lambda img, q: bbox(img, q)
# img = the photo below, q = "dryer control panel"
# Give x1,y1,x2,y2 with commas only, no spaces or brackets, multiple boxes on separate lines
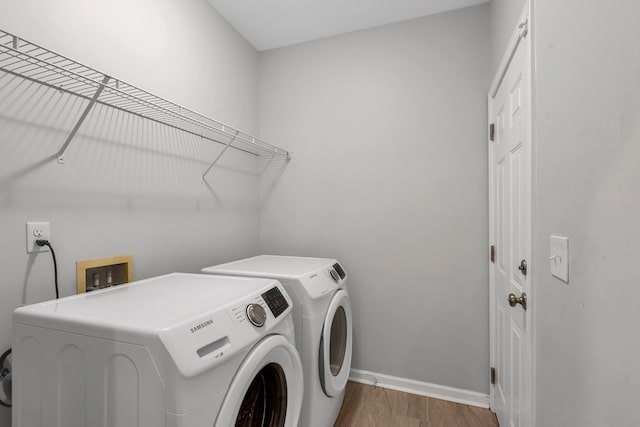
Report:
300,262,348,299
333,262,347,280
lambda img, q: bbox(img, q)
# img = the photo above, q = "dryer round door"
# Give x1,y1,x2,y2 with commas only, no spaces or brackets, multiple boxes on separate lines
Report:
320,289,353,397
215,334,303,427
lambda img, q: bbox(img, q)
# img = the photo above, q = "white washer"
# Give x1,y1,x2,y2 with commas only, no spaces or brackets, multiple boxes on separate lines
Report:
202,255,352,427
12,273,303,427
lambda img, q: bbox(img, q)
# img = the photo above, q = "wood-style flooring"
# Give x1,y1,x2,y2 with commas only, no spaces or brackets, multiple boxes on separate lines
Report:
334,381,499,427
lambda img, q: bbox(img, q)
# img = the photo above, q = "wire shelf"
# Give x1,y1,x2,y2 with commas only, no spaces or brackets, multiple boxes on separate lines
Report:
0,29,290,178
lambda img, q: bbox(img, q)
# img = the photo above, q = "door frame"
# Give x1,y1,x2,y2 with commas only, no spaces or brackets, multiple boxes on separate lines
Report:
488,1,536,425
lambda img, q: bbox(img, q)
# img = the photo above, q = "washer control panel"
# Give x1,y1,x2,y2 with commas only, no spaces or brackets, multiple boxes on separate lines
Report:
230,299,267,326
156,278,293,378
261,286,289,318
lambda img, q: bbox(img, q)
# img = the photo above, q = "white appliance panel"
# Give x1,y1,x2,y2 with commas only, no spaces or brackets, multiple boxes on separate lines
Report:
203,255,348,299
12,273,299,427
203,255,337,279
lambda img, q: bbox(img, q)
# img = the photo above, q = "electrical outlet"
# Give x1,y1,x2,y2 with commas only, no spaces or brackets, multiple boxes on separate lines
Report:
26,222,50,253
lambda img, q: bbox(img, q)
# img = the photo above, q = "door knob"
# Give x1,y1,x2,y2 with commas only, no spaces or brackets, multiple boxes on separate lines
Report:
508,292,527,310
518,259,527,276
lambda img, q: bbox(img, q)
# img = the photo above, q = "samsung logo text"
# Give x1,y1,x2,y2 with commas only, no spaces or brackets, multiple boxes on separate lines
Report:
190,319,214,333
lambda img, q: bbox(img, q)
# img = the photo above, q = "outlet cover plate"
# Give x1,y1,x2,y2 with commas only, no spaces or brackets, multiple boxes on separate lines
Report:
26,222,50,253
550,235,568,282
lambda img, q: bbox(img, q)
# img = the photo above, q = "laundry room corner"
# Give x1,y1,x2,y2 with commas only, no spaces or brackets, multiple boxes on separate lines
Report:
4,0,640,425
257,4,492,397
0,1,264,422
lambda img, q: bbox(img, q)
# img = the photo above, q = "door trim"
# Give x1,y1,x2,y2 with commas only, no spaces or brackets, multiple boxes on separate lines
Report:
488,1,536,426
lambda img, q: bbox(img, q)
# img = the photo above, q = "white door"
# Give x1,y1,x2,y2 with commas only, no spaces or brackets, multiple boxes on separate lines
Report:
489,11,532,427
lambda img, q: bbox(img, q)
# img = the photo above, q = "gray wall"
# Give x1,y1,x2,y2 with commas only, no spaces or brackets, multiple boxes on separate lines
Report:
259,5,491,393
533,0,640,425
490,0,640,424
0,1,259,422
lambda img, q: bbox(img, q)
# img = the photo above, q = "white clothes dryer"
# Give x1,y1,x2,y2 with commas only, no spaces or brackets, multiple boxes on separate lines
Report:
12,273,303,427
202,255,352,427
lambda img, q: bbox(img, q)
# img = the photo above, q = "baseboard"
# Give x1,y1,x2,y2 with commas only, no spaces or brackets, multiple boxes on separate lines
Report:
349,368,490,409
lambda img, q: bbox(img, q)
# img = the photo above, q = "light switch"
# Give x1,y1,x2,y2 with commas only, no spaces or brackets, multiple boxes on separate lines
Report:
550,235,569,282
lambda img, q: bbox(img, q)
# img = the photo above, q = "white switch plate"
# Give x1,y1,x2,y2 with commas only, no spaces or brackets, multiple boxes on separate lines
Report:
26,222,50,253
550,235,568,282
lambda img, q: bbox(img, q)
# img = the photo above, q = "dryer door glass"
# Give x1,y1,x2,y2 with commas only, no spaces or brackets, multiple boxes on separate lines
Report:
236,363,287,427
321,289,353,397
329,306,347,376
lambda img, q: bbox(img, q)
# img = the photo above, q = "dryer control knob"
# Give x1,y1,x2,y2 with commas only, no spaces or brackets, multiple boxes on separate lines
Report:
246,303,267,327
329,269,340,283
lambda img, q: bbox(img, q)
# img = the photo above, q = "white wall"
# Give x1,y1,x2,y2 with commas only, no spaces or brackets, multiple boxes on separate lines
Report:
533,0,640,425
489,0,526,75
0,1,259,422
259,5,491,393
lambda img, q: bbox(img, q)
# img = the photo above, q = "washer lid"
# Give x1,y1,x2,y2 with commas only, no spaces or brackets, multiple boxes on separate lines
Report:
202,255,337,279
13,273,295,378
13,273,277,333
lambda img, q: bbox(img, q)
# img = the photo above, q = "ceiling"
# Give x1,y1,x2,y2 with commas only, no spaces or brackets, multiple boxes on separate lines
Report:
207,0,490,51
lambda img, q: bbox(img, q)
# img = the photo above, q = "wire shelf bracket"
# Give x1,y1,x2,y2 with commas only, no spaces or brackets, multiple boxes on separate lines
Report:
57,75,110,164
202,129,239,183
0,29,290,170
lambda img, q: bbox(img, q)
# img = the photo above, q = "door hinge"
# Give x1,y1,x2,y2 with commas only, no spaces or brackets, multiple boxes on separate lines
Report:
490,245,496,263
491,367,496,385
518,259,527,276
489,123,495,141
519,19,529,38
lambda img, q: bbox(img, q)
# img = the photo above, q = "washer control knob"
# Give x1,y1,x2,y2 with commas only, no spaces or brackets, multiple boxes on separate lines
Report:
246,303,267,327
329,269,340,283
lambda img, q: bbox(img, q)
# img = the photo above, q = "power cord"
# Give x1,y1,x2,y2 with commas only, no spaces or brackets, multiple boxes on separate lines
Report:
36,239,59,300
0,240,59,408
